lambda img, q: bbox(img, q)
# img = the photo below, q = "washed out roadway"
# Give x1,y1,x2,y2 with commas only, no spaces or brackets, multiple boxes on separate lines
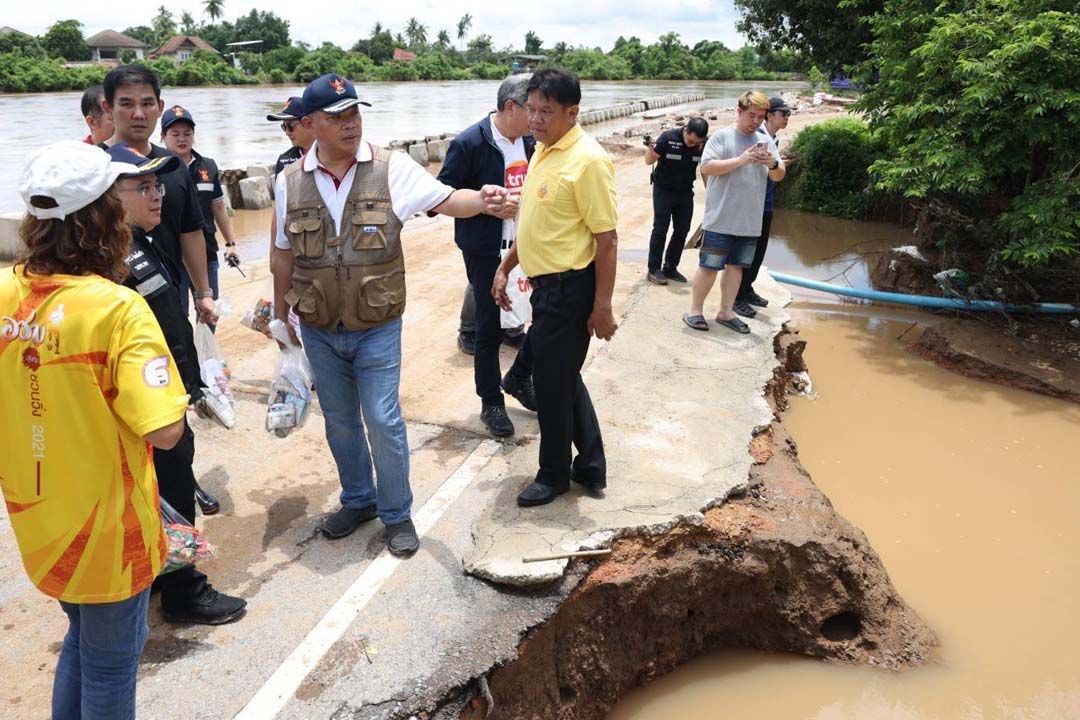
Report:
0,151,790,719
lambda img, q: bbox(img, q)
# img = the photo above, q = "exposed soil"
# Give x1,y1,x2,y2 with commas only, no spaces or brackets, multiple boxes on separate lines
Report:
423,326,935,720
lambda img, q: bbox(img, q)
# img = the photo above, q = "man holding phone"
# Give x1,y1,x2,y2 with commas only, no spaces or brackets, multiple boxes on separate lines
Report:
683,91,785,334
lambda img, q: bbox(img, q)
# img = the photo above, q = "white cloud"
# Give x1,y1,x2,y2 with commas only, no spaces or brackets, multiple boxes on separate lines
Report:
8,0,750,52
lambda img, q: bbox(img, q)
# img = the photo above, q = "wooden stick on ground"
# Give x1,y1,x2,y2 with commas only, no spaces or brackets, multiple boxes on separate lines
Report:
522,549,612,563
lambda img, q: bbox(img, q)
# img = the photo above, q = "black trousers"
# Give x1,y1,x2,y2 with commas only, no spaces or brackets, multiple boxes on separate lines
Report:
462,253,533,406
151,419,208,606
648,186,694,272
738,210,773,300
529,265,606,488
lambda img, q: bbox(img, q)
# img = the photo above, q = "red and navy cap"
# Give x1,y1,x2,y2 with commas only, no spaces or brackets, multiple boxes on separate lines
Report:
161,105,196,131
302,74,371,115
267,96,305,121
105,143,180,177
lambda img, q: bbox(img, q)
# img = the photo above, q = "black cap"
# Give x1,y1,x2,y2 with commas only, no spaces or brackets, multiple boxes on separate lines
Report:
161,105,196,131
105,143,180,177
768,96,791,113
267,96,305,121
302,74,371,115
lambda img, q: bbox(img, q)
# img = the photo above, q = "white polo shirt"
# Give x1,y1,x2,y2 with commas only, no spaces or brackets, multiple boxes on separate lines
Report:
274,140,454,250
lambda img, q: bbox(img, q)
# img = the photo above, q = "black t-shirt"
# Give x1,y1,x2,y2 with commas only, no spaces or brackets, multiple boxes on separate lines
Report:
147,144,205,276
273,146,303,177
651,128,704,193
124,229,203,400
187,150,224,259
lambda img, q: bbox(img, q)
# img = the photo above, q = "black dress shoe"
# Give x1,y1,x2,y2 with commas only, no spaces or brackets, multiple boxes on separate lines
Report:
162,586,246,626
646,270,669,285
501,372,537,412
663,267,688,283
194,482,220,516
481,404,515,437
502,329,526,348
572,472,607,493
457,332,476,355
321,504,378,539
516,482,568,507
746,290,769,308
733,301,758,318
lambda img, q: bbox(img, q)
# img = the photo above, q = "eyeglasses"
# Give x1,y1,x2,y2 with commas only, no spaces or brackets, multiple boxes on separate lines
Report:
281,122,299,133
118,183,166,199
777,110,792,117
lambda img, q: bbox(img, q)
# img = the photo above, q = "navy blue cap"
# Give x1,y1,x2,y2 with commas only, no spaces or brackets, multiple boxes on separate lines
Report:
161,105,196,131
267,96,305,121
105,143,180,177
769,96,791,113
302,74,371,115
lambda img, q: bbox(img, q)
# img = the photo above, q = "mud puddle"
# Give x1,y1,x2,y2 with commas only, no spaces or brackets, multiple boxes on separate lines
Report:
611,307,1080,719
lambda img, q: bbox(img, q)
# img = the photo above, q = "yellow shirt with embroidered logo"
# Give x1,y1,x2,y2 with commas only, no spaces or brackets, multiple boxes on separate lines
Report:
0,268,189,603
517,124,618,277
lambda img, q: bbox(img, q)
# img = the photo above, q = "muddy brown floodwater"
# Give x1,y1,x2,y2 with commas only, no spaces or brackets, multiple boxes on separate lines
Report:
610,212,1080,720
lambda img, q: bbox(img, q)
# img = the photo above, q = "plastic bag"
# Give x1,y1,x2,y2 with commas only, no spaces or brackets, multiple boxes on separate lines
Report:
266,319,314,438
193,320,236,429
241,297,301,340
500,245,533,329
159,497,214,574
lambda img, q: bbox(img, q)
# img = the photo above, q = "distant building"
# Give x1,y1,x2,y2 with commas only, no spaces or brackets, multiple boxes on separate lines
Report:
85,29,148,62
392,48,417,62
0,26,30,36
152,35,218,62
510,55,546,74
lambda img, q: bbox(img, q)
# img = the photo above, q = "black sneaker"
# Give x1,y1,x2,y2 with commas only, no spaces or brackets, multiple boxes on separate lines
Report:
502,329,525,348
646,270,669,285
501,372,537,412
386,519,419,556
481,404,514,437
662,267,688,283
320,504,378,539
733,301,758,318
746,291,769,308
162,586,246,626
457,332,476,355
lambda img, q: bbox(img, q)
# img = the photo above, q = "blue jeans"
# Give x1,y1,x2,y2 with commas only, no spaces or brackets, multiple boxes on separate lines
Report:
179,258,221,319
300,319,412,526
699,231,758,270
52,589,151,720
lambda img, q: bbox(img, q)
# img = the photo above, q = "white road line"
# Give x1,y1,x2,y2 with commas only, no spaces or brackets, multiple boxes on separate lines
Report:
233,438,503,720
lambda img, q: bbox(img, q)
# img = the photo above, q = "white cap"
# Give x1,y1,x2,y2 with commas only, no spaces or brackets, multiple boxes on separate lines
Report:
19,141,144,220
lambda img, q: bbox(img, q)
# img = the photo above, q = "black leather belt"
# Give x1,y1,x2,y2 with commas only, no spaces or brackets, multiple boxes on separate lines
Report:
528,264,593,289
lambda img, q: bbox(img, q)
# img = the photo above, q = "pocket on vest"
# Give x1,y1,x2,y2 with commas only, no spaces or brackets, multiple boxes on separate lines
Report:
287,215,326,260
355,268,406,324
351,209,388,251
285,278,332,327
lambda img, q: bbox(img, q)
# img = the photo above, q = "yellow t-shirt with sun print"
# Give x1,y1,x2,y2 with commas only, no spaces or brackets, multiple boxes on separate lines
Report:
0,267,189,603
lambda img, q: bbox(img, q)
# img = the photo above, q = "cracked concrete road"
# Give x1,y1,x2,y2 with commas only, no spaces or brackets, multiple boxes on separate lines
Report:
0,147,789,719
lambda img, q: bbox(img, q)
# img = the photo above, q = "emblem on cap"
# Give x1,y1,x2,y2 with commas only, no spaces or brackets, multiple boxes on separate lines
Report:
173,106,185,116
329,77,346,95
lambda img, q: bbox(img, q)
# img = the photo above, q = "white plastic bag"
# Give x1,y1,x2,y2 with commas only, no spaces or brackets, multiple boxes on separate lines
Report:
193,320,236,429
500,245,532,329
266,319,314,438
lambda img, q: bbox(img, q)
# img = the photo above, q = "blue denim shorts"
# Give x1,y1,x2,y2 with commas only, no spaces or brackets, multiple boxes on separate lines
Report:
699,231,758,270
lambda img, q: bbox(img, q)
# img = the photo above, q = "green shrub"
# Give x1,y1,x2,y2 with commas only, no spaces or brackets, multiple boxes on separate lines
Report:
413,53,458,81
784,117,880,219
268,68,288,83
468,62,511,80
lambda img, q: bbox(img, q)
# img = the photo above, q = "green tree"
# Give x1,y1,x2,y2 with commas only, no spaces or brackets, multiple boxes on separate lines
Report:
405,18,428,50
151,6,177,46
232,10,290,51
366,23,395,64
0,31,45,57
857,0,1080,278
122,26,156,46
204,0,225,25
435,30,452,51
42,19,90,61
180,11,197,35
456,13,472,51
734,0,879,72
642,32,699,79
524,31,542,55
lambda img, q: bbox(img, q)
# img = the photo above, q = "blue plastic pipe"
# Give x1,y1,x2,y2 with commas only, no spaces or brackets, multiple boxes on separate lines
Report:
767,271,1079,315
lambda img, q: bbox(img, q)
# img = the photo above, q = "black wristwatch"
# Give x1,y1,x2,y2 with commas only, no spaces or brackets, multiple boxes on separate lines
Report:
770,158,780,170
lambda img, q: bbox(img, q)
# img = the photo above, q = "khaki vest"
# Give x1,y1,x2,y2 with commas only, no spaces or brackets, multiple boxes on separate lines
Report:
282,145,406,331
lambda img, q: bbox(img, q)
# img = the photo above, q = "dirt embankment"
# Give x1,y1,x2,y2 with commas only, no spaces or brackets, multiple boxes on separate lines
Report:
420,326,935,720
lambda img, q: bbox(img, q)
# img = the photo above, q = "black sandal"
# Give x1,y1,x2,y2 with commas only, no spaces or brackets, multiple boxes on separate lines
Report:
715,316,751,334
683,313,709,331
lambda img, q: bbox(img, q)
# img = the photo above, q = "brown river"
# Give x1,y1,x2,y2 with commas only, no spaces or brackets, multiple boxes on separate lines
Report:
609,211,1080,719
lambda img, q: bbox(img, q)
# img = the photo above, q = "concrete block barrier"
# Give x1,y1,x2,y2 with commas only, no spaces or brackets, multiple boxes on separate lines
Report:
239,176,272,210
408,143,430,166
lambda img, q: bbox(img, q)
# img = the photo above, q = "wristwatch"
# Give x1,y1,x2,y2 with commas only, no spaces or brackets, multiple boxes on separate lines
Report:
193,290,214,299
771,158,780,170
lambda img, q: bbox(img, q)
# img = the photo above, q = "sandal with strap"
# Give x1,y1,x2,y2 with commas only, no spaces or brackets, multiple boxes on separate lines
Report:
683,313,709,331
715,316,751,334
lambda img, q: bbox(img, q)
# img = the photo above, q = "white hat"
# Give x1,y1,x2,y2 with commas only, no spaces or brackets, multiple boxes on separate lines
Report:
19,141,145,220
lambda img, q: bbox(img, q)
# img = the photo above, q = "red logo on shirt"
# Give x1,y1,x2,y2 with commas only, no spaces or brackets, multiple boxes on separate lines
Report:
199,168,210,182
22,348,40,371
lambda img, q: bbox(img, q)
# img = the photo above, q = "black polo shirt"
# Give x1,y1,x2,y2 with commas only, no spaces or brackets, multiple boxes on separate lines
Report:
147,144,205,281
187,150,224,260
273,146,303,177
651,127,704,193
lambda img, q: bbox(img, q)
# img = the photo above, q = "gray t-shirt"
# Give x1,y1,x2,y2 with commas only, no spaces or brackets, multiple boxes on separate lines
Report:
701,126,781,237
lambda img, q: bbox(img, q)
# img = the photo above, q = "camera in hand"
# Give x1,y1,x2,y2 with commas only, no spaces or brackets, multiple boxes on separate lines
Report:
642,134,653,147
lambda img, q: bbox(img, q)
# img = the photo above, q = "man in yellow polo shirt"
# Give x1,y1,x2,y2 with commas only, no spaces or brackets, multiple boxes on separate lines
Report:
494,68,619,507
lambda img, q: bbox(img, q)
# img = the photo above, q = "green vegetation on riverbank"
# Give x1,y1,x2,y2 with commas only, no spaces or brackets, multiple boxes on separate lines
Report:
0,11,808,93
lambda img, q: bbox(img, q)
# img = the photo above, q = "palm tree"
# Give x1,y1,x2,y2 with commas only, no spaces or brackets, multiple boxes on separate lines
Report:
203,0,225,25
456,13,472,51
405,18,428,50
436,30,451,51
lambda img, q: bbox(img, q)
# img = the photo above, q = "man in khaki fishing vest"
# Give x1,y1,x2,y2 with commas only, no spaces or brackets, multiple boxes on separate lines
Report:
271,74,508,556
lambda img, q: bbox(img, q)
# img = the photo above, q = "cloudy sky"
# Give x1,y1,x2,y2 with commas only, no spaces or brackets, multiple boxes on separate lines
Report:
7,0,750,52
